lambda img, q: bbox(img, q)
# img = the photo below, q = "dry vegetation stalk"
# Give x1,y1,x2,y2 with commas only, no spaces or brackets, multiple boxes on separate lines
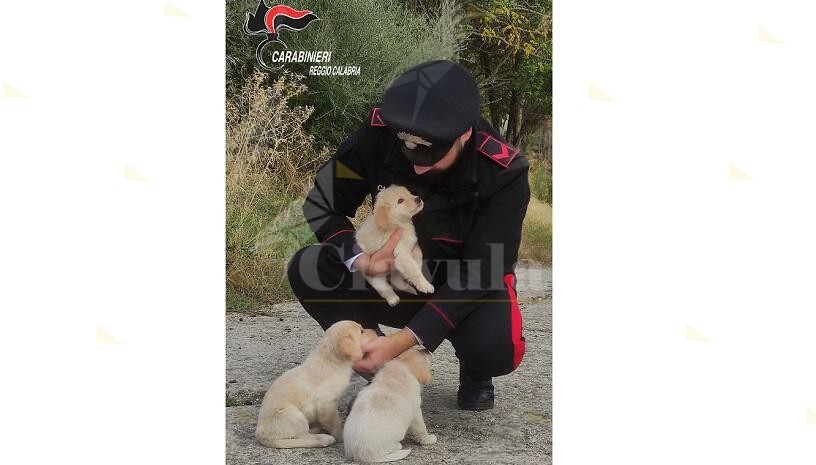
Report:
226,71,330,304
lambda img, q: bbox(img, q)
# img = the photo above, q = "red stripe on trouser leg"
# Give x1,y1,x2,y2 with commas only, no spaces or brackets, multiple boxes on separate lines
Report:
504,273,526,369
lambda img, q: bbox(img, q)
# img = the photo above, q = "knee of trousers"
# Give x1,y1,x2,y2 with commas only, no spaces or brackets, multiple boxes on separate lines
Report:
286,243,344,300
454,300,527,377
457,339,523,378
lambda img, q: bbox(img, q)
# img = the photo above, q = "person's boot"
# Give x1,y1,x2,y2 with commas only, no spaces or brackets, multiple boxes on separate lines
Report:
457,364,494,410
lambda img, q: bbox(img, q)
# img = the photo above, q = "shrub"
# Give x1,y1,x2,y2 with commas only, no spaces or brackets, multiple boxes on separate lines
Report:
522,152,552,265
528,156,552,206
226,70,330,304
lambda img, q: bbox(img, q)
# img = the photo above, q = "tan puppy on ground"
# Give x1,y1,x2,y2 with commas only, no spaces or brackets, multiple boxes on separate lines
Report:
343,347,437,462
355,185,434,306
255,320,377,448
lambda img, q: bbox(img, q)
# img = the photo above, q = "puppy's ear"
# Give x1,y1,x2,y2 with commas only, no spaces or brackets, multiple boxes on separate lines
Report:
403,351,432,384
374,202,392,230
414,363,432,384
339,334,363,361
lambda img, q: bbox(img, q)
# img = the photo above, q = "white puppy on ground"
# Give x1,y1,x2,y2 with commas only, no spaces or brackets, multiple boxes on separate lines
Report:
255,320,377,448
343,347,437,462
355,185,434,306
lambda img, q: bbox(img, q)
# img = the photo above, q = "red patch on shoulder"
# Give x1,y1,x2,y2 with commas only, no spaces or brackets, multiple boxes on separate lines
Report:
370,107,386,127
476,131,519,168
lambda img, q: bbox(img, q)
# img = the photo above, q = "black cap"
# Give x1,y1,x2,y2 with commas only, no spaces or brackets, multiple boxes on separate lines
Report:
380,60,480,166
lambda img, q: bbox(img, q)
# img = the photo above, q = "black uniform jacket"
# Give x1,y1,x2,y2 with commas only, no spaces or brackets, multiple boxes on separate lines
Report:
303,107,531,351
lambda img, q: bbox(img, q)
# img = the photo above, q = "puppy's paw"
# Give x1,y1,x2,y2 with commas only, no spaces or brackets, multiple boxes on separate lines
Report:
401,284,418,295
386,295,400,307
316,434,336,447
418,434,437,445
391,279,417,295
415,281,434,294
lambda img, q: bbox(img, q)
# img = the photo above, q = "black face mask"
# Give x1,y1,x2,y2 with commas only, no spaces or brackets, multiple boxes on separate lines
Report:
408,143,467,186
400,140,455,167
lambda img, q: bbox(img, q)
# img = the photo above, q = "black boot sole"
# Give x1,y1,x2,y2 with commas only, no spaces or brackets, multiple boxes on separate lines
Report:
457,396,495,410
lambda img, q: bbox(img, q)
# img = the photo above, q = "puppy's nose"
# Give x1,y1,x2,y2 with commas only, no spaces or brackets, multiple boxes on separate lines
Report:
414,197,421,204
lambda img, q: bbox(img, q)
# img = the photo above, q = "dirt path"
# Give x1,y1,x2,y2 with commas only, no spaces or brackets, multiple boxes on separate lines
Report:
226,266,551,465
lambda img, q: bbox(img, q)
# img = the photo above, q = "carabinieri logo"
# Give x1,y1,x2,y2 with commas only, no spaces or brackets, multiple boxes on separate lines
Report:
243,2,320,70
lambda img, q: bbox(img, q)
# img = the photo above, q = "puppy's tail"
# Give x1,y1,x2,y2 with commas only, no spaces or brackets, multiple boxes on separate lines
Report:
371,448,412,462
257,433,336,449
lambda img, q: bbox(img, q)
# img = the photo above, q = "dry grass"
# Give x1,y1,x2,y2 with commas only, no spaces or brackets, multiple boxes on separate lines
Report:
520,147,553,265
528,153,552,205
520,196,552,265
226,71,330,305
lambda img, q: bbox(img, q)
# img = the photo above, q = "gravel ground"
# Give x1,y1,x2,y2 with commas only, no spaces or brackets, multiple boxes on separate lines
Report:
226,266,551,465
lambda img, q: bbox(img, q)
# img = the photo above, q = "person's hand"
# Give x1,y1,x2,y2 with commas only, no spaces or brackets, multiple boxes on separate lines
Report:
353,329,417,374
353,228,403,276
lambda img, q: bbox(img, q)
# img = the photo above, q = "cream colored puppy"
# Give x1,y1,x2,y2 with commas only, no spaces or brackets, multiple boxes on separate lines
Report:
255,320,378,448
356,185,434,306
343,348,437,462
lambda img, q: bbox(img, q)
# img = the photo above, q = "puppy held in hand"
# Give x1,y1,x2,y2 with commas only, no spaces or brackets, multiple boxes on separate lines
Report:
343,348,436,462
356,185,434,306
255,320,377,448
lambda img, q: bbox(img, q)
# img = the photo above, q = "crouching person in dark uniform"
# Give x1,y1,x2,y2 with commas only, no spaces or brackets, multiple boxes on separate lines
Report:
287,60,530,410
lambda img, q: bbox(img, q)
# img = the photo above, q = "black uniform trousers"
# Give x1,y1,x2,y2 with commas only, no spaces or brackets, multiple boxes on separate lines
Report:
287,243,525,378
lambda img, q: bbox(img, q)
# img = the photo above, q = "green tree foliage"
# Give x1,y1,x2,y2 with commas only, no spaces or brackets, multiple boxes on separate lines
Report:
226,0,463,148
403,0,551,148
463,0,551,148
